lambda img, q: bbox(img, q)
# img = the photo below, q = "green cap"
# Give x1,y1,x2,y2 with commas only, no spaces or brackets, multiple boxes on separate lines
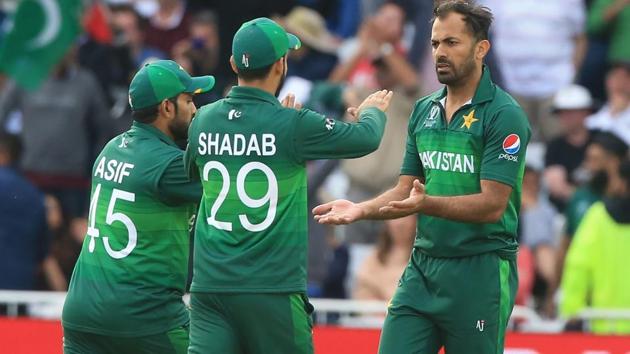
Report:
128,60,215,110
232,17,301,70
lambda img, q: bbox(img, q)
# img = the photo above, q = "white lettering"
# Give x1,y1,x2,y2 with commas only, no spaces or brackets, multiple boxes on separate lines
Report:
105,159,117,180
118,163,135,183
198,133,207,155
417,150,476,174
262,134,276,156
464,155,475,172
219,134,232,155
207,133,220,155
234,134,246,155
246,135,261,156
94,157,106,178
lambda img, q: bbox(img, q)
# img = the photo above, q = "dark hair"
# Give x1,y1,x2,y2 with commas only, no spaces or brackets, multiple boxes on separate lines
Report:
590,131,629,159
432,0,493,42
620,159,630,190
0,132,23,164
132,96,178,123
237,63,275,81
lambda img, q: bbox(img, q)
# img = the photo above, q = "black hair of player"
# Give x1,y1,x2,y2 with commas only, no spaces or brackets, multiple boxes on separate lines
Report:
432,1,493,42
237,62,275,81
590,131,629,159
132,96,179,124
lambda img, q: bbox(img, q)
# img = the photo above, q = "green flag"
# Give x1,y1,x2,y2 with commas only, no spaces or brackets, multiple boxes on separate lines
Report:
0,0,82,90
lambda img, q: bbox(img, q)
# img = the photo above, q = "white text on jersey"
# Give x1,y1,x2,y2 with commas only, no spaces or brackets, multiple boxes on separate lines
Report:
419,151,475,173
94,157,135,184
198,133,276,156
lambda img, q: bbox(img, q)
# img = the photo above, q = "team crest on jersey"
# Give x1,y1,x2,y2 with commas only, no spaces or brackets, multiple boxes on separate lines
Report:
424,105,440,128
499,134,520,162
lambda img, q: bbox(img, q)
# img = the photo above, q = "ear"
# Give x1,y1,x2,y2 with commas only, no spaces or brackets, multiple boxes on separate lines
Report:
476,39,490,61
274,56,285,75
230,55,239,75
159,99,173,118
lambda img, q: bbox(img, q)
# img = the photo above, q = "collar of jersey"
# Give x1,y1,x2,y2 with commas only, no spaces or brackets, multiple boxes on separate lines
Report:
131,121,179,148
431,65,495,106
226,86,281,106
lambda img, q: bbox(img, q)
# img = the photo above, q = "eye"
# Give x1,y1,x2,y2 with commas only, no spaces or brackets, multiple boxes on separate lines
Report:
431,41,439,48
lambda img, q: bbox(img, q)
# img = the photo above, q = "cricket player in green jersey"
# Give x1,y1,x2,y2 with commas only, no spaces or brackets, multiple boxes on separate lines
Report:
184,17,393,354
62,60,214,354
314,2,531,353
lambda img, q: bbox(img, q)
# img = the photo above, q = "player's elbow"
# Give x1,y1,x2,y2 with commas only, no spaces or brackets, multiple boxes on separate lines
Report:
482,204,507,223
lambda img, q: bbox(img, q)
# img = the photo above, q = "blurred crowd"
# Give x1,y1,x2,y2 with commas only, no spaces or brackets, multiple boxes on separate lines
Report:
1,0,630,333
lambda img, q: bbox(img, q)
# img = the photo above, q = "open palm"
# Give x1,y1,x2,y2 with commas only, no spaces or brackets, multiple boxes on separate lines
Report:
312,199,363,225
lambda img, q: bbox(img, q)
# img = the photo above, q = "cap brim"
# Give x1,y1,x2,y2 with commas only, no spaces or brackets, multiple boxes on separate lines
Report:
186,75,216,95
287,33,301,51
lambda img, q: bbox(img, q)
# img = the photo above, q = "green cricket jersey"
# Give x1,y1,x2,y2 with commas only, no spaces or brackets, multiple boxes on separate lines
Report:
185,86,386,293
62,122,201,337
401,67,531,258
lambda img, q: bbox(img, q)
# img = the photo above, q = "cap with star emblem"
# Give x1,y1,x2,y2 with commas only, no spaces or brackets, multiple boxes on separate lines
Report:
232,17,301,71
128,60,215,110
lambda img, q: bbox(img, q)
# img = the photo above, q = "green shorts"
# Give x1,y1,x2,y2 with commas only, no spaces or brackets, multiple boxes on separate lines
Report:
63,325,189,354
378,249,518,354
188,292,314,354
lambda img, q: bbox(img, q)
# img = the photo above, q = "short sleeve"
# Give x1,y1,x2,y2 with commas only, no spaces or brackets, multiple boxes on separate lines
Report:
400,102,423,177
184,118,200,181
480,105,531,187
158,154,203,205
294,107,386,161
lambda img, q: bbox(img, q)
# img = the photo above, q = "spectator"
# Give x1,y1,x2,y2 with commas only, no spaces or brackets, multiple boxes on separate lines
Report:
341,56,417,243
171,10,221,106
560,158,630,334
587,0,630,63
520,165,559,316
282,6,340,82
0,133,49,290
487,0,587,140
110,4,166,69
555,132,628,295
143,0,191,55
0,47,113,221
171,10,219,77
586,61,630,145
353,215,415,301
329,2,418,92
544,85,594,210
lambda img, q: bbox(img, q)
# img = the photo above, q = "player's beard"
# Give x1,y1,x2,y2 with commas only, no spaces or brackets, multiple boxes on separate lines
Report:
274,60,288,97
168,104,190,141
435,49,477,86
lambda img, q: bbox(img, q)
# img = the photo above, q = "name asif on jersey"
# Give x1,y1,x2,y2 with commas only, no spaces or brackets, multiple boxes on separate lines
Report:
499,134,520,162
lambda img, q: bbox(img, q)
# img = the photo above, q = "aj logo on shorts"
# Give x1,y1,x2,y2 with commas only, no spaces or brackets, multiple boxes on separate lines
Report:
476,320,485,332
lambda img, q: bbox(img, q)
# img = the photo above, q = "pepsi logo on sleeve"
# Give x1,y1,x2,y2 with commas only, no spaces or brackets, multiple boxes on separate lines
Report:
502,134,520,155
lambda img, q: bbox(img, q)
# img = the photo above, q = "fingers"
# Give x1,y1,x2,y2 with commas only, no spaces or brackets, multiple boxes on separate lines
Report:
385,198,417,209
315,215,352,225
295,102,303,110
312,202,334,216
347,107,358,118
413,179,423,191
281,94,297,108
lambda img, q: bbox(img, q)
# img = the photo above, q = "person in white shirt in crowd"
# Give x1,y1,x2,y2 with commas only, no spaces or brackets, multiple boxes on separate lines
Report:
586,61,630,145
544,84,594,210
484,0,587,141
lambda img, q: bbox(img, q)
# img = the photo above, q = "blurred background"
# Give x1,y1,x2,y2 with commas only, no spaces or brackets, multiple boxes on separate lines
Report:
0,0,629,352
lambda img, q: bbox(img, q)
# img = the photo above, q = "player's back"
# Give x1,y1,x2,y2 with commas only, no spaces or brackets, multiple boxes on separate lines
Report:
187,88,310,293
62,123,195,337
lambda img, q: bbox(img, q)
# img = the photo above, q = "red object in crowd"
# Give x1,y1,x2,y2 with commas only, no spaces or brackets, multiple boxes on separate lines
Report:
83,1,112,44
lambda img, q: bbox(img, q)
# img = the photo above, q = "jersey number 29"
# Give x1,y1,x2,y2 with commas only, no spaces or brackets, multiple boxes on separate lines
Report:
202,161,278,232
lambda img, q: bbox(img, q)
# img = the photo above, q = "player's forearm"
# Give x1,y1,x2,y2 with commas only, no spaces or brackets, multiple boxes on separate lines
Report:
419,192,507,223
359,182,413,220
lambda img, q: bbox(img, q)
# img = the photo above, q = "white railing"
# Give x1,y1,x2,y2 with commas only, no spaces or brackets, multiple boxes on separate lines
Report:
0,290,628,333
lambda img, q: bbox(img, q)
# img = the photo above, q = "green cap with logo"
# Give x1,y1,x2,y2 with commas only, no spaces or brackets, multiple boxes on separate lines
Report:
128,60,215,110
232,17,301,70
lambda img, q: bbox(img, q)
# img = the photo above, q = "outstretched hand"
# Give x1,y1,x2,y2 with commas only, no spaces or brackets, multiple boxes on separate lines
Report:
281,93,303,110
346,89,393,118
312,199,363,225
379,179,426,216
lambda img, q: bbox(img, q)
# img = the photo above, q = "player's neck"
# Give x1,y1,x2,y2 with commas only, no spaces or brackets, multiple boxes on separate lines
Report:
445,66,482,107
237,78,280,97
